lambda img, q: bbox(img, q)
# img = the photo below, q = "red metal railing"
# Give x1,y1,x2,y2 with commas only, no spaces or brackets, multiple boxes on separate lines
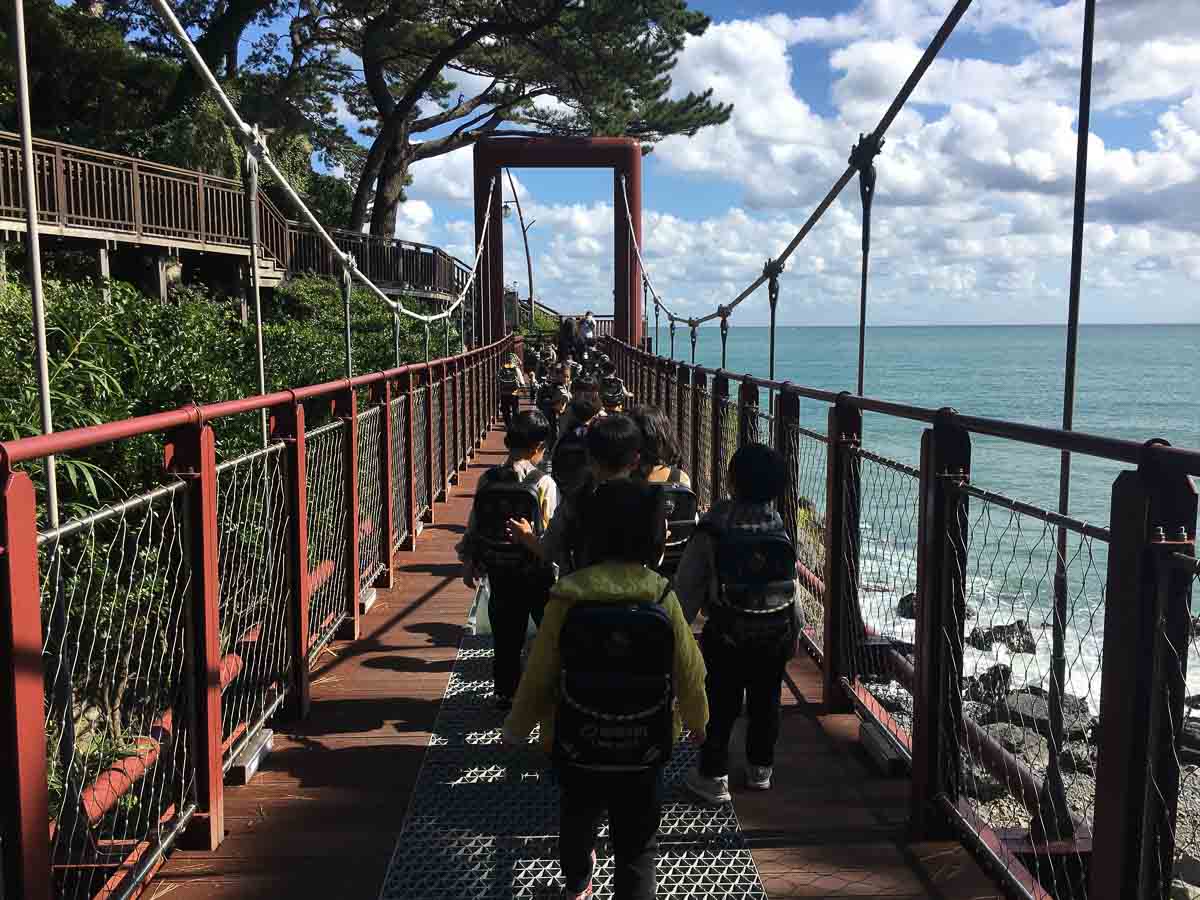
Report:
605,336,1200,900
0,336,510,900
0,132,473,297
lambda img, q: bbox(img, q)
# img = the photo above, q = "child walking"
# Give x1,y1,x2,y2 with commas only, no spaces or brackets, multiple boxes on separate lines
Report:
502,479,708,900
457,410,558,708
673,443,802,802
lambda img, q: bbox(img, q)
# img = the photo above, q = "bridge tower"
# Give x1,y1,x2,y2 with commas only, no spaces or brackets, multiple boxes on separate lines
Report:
472,137,643,346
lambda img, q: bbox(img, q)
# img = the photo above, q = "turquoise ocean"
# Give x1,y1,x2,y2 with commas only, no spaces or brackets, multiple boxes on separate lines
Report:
647,324,1200,705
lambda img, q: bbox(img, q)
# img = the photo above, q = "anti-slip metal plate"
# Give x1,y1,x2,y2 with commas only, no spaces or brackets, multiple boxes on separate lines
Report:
379,635,768,899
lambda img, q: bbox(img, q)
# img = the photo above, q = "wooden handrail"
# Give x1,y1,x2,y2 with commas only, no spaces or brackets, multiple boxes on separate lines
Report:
0,131,471,295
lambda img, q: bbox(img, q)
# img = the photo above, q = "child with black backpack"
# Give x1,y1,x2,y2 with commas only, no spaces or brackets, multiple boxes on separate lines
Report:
551,395,601,500
502,479,708,900
457,410,558,709
674,443,802,803
510,414,643,578
498,352,526,430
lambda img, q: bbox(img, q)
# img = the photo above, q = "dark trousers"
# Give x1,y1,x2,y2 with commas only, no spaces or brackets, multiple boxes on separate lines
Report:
500,393,520,429
558,765,661,899
699,628,788,777
488,573,551,698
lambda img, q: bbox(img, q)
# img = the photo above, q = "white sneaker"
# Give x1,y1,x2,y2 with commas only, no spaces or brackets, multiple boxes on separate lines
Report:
684,767,731,805
745,765,773,791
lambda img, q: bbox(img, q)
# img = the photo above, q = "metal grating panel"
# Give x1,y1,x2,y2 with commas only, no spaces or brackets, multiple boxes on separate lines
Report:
379,636,768,899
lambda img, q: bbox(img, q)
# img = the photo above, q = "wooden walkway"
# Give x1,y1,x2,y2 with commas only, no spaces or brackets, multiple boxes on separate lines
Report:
152,420,1003,900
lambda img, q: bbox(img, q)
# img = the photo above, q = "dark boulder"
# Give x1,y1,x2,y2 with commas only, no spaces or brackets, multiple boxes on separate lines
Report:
1059,742,1095,775
1181,719,1200,764
986,686,1092,741
967,620,1037,654
963,663,1012,706
983,721,1049,770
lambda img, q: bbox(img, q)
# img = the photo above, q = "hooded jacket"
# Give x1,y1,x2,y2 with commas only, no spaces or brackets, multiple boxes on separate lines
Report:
503,562,708,753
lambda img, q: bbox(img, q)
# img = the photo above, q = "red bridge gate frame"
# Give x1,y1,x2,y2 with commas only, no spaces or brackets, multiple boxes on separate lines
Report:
472,137,643,347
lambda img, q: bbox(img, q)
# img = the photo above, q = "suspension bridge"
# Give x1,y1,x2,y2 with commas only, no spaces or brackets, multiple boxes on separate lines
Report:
3,0,1200,899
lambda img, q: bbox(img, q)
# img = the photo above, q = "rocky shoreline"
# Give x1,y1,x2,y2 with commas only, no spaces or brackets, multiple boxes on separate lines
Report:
865,675,1200,883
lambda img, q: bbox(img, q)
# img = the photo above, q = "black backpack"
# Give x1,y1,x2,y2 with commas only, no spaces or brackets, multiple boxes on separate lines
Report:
536,383,563,429
498,363,521,395
554,597,675,771
600,376,626,411
552,425,591,498
656,479,698,578
473,466,545,574
702,525,798,654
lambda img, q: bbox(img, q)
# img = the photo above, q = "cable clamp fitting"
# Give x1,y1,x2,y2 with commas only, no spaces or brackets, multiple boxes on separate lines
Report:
848,131,884,173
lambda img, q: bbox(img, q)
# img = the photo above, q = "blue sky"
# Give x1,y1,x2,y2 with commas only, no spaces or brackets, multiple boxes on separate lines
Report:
336,0,1200,326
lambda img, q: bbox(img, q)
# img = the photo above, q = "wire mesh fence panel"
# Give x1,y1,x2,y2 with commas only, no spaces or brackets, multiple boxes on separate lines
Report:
356,405,386,590
305,420,348,656
1142,553,1200,897
455,372,466,471
679,381,692,480
39,483,198,900
413,388,431,519
758,410,776,451
695,389,713,510
390,395,410,550
717,398,738,501
431,381,444,499
951,484,1107,899
843,449,921,732
214,444,292,768
787,424,829,657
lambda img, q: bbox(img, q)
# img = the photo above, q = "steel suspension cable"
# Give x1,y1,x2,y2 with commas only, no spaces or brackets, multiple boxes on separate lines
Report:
1037,0,1097,844
619,0,974,334
150,0,495,328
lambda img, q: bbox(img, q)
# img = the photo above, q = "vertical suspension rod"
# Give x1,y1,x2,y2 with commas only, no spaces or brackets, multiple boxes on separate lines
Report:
1038,0,1096,842
12,0,57,527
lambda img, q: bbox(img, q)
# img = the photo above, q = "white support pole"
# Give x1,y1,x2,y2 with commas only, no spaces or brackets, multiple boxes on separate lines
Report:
13,0,58,528
242,133,268,447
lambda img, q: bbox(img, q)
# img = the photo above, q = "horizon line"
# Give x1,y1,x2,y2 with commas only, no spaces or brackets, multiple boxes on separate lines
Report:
654,321,1200,328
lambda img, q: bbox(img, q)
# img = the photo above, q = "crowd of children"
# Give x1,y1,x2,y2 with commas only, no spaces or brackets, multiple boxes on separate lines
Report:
455,347,802,900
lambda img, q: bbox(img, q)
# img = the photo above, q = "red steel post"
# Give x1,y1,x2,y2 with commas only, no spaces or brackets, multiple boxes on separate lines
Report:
334,387,362,639
371,378,395,589
821,397,862,716
909,412,971,838
775,386,801,540
269,400,311,719
164,422,225,850
737,378,760,448
0,467,51,900
1090,455,1198,898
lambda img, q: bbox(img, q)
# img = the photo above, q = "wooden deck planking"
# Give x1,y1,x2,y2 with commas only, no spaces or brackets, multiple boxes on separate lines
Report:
151,423,510,899
150,417,1005,900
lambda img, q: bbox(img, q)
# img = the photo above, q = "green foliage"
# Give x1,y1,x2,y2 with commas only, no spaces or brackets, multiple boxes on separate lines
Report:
0,275,450,521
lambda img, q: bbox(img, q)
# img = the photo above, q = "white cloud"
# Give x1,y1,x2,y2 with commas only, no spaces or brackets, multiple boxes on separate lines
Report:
387,0,1200,325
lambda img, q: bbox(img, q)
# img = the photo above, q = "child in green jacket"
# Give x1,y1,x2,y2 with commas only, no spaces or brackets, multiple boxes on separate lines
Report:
502,479,708,900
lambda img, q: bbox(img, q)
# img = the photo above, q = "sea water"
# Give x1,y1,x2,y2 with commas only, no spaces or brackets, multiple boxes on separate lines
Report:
650,323,1200,708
